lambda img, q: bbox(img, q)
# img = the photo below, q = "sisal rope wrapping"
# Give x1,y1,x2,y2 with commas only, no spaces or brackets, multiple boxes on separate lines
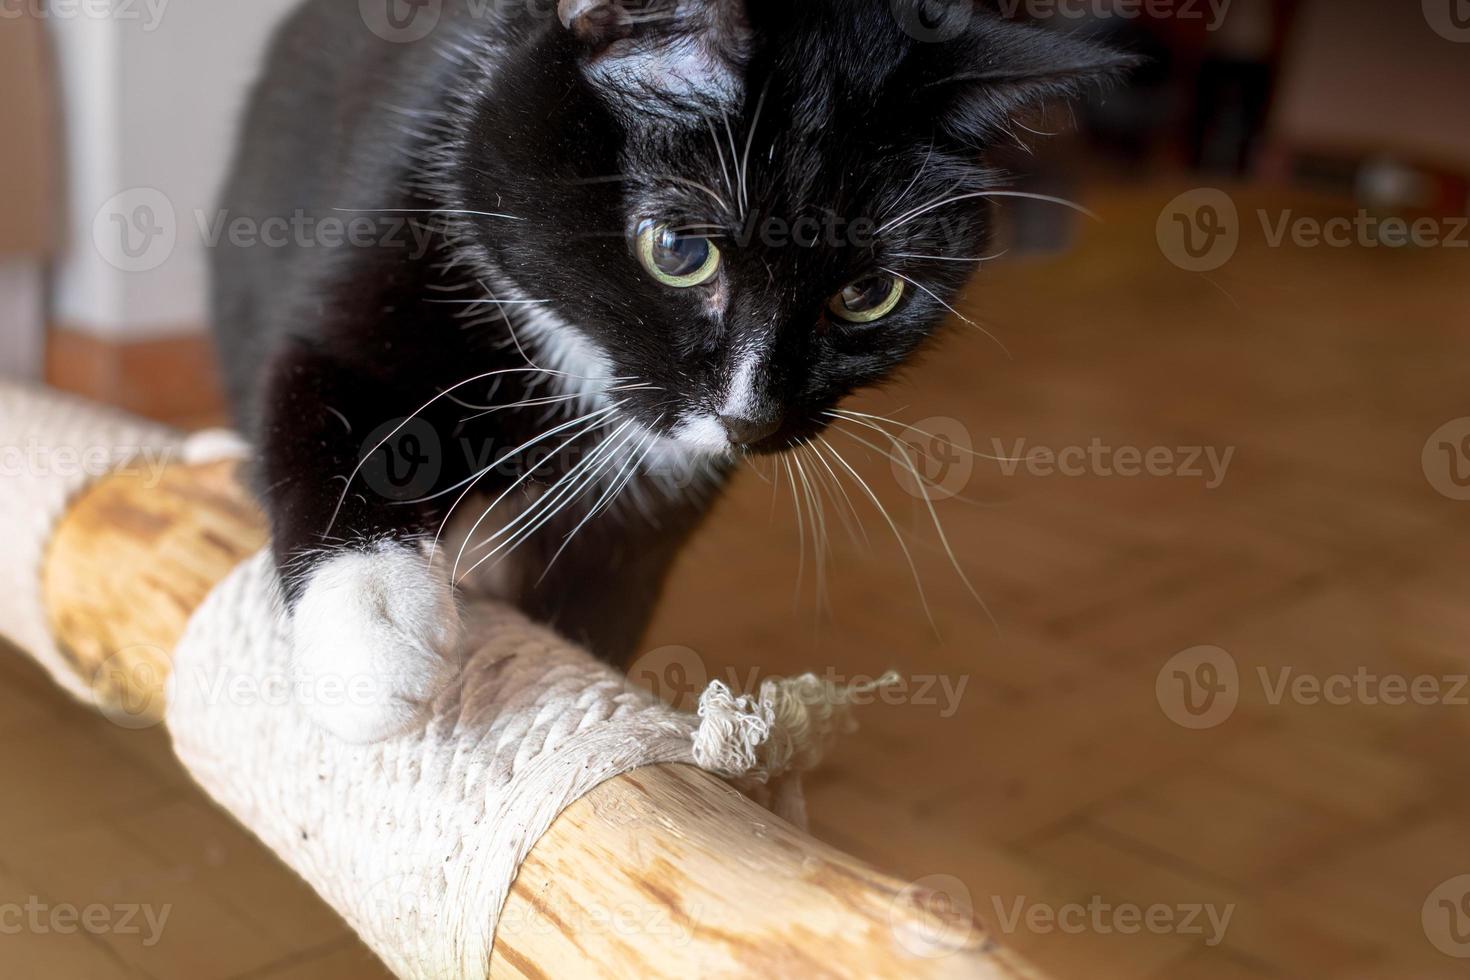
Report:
167,551,884,977
0,380,890,978
0,382,180,702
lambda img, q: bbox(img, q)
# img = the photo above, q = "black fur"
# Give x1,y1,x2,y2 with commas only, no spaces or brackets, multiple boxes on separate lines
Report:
211,0,1130,663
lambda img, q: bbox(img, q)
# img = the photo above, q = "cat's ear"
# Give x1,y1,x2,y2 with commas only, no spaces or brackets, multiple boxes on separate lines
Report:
930,15,1139,143
557,0,751,110
557,2,750,65
557,0,639,45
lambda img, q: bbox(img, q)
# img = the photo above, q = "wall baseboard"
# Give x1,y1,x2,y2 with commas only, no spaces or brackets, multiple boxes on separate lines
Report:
46,327,227,427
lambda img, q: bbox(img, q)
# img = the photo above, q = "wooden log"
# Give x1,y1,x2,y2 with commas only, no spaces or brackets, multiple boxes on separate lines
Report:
40,460,1036,978
42,459,267,724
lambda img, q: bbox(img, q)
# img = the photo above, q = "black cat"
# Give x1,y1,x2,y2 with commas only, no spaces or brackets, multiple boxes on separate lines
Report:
211,0,1130,741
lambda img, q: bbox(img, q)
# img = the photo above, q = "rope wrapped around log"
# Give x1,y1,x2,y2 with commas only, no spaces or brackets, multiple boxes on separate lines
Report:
0,381,1035,979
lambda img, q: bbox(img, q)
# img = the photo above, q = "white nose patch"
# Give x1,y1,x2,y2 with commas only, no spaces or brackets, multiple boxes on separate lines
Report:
721,346,764,418
663,344,770,456
669,413,730,453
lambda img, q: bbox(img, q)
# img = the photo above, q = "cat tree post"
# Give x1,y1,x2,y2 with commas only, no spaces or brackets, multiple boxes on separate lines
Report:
4,382,1038,979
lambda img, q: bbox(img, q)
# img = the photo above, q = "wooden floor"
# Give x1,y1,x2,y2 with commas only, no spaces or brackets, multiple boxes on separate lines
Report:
3,183,1468,978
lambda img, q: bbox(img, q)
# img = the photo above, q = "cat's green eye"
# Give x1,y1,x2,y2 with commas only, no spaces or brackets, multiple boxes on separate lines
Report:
828,274,905,323
636,220,721,288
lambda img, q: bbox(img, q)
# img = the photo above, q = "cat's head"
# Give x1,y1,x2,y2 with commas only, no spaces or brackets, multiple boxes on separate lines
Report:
454,0,1132,459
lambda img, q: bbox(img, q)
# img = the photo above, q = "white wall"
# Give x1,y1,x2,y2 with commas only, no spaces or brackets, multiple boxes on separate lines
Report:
49,0,300,341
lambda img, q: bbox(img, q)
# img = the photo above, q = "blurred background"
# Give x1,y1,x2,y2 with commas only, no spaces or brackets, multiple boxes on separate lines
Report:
1,0,1468,977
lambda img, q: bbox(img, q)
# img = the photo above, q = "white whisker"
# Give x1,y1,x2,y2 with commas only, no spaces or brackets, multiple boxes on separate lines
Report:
782,456,805,605
815,435,937,632
880,267,1011,359
538,422,662,582
425,401,625,559
738,82,769,219
426,298,552,306
790,448,830,613
706,117,734,200
447,402,626,578
723,112,743,216
461,419,638,582
881,140,934,221
829,408,1031,464
326,367,601,534
889,249,1009,265
333,207,522,221
451,384,648,420
832,421,997,632
877,190,1098,237
460,422,633,570
805,439,871,551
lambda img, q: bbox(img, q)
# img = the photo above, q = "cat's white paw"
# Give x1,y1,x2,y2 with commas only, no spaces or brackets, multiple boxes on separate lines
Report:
291,542,462,743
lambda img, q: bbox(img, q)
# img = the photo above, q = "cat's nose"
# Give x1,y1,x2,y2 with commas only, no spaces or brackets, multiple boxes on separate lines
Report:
719,414,781,447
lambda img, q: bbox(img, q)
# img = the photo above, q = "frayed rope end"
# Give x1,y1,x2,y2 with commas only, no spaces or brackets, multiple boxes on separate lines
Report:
690,670,902,783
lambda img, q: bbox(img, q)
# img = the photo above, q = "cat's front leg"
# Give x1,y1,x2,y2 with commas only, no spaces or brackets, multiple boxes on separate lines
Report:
258,342,464,743
519,488,713,668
